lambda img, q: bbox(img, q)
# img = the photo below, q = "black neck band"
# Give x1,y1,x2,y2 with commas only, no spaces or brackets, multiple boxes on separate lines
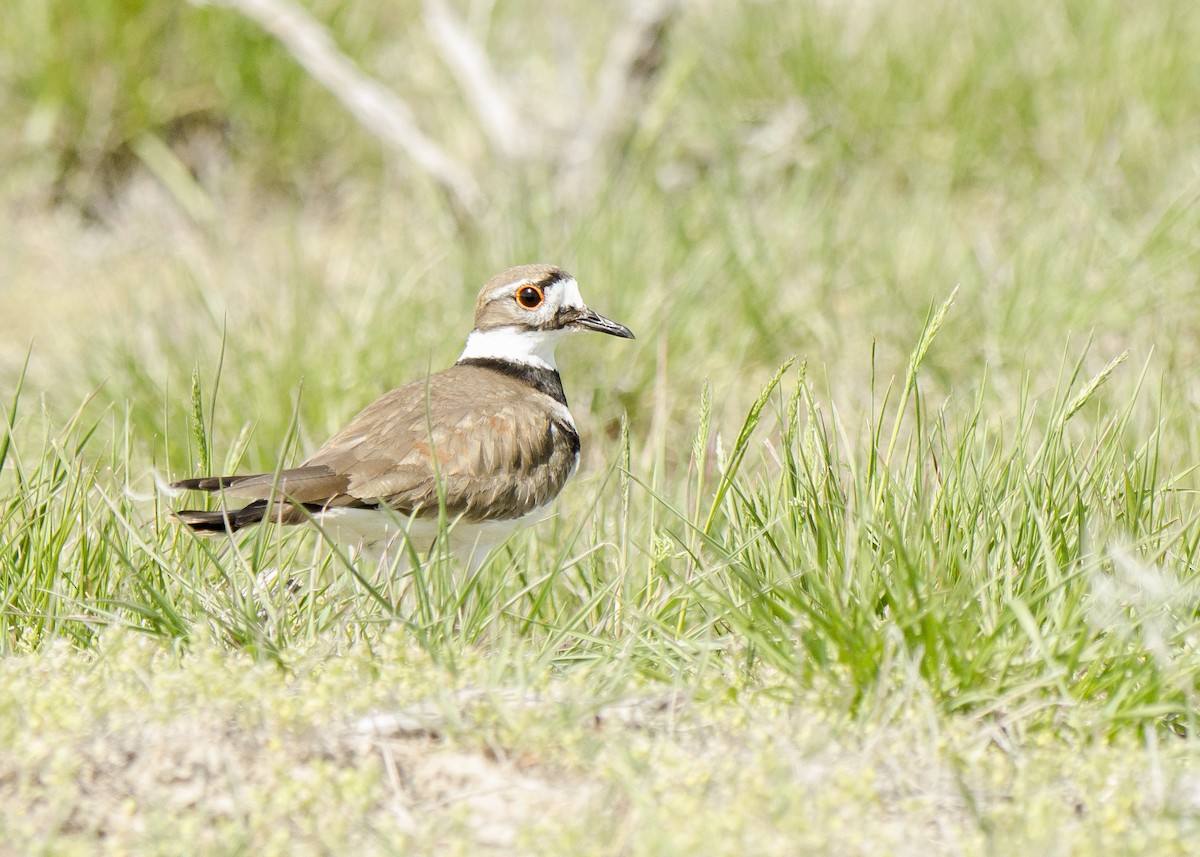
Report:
456,357,569,406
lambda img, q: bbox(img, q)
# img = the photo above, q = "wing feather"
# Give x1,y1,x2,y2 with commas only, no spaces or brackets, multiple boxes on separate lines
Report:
301,366,578,521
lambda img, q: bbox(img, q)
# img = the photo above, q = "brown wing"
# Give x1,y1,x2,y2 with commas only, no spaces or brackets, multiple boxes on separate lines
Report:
173,365,579,524
304,365,578,521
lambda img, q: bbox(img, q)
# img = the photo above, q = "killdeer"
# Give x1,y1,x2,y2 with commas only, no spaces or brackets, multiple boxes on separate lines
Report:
172,264,633,570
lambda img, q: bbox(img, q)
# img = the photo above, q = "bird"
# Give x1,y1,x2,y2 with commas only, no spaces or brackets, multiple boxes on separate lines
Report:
172,264,634,571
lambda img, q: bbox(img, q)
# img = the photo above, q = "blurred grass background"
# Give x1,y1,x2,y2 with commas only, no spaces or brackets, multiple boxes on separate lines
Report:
3,0,1200,851
4,0,1199,440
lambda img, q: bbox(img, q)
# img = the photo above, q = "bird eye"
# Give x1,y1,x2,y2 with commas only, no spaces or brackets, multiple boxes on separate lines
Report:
516,285,544,309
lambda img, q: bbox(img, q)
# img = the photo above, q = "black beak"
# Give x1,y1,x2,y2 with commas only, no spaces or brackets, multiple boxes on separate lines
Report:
571,307,635,339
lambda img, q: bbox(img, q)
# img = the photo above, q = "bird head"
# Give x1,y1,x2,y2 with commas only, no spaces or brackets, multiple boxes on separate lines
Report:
459,265,634,370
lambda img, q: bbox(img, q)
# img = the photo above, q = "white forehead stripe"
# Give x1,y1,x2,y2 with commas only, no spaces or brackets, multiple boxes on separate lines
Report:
558,277,584,309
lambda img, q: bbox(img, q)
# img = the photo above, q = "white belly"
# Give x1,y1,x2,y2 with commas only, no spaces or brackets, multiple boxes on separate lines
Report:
314,506,549,572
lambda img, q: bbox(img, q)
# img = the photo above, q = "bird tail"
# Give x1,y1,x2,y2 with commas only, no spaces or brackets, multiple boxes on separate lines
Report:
171,475,246,492
172,501,268,533
171,466,348,533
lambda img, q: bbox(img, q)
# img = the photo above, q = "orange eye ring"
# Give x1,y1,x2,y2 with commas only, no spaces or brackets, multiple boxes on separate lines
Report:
516,285,544,309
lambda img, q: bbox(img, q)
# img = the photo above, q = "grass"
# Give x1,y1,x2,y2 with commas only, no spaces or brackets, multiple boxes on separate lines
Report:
3,0,1200,851
4,635,1198,855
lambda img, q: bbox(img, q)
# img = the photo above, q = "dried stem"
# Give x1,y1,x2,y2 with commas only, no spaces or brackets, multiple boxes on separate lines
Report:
193,0,486,220
423,0,529,161
559,0,677,194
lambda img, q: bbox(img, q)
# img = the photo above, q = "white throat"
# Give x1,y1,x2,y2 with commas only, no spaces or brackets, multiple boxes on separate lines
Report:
458,326,567,371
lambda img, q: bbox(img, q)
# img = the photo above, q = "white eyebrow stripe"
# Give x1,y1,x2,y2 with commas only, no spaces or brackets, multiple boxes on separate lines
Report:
487,281,528,302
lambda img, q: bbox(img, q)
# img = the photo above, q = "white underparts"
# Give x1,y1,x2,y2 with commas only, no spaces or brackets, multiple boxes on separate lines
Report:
316,505,552,573
458,325,570,371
